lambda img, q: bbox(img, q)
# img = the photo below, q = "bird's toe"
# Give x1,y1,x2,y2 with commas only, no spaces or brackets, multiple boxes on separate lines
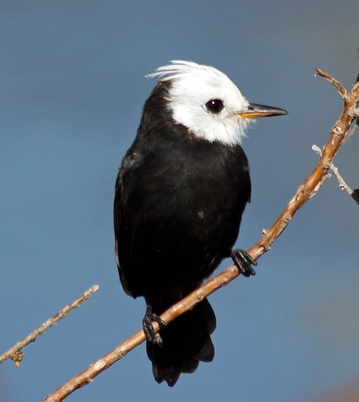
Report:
231,249,257,277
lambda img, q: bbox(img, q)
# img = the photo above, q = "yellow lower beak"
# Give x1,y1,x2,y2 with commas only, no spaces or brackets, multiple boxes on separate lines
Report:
238,103,288,119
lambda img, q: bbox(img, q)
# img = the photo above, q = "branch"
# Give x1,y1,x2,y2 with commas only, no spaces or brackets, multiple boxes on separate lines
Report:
315,68,348,100
248,69,359,258
0,285,99,367
312,143,359,205
44,69,359,402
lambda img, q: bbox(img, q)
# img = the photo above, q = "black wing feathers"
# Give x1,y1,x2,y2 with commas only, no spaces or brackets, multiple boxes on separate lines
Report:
113,81,251,385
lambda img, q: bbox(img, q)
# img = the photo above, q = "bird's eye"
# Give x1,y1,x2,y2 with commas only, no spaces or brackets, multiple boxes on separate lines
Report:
205,99,224,114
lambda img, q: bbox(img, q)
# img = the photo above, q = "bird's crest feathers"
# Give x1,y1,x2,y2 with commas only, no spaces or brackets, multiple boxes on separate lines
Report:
146,60,227,84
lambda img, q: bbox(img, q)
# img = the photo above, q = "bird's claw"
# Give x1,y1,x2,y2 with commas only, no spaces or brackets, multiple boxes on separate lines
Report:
231,249,257,277
143,305,166,346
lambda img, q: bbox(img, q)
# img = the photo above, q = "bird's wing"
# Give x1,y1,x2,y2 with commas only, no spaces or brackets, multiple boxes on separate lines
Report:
113,150,139,295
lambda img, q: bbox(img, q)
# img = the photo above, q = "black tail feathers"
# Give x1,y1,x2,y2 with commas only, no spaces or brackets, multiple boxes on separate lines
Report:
146,299,216,386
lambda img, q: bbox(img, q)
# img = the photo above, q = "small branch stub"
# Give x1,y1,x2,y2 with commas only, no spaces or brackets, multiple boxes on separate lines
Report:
11,351,25,368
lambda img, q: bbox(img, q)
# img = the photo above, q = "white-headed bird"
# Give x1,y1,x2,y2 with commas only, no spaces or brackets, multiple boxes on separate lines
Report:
114,61,287,386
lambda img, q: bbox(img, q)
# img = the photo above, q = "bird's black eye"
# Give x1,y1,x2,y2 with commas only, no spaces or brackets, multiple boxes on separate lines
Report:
205,99,224,114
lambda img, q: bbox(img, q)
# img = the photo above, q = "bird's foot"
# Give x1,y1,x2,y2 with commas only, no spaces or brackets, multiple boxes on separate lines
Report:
142,304,166,347
231,249,257,277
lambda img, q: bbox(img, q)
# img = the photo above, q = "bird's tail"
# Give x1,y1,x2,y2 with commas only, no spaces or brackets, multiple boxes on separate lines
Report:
146,299,216,386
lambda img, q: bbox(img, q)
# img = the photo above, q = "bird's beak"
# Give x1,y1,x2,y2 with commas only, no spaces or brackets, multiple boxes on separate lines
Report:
237,103,288,119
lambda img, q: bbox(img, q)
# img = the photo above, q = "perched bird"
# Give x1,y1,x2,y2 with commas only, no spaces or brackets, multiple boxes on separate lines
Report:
114,60,287,386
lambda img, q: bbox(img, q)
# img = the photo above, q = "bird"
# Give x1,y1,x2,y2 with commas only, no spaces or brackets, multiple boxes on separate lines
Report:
114,60,287,386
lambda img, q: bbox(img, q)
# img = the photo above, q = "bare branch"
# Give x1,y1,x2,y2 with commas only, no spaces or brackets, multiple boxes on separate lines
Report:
249,70,359,258
312,117,359,206
44,69,359,402
0,285,99,366
315,68,348,99
312,144,355,197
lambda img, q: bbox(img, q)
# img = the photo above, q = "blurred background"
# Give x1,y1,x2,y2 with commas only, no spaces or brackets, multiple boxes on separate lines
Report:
1,1,358,401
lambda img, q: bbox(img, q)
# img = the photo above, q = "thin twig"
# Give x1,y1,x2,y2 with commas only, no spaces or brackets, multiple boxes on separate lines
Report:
313,119,359,206
0,285,99,366
312,144,354,197
342,119,358,144
44,69,359,402
315,68,348,100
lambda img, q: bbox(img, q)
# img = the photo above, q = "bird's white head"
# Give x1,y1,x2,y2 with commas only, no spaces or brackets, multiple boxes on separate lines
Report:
147,60,287,146
147,60,249,145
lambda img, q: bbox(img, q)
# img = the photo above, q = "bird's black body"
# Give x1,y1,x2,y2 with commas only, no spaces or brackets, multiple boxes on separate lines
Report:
114,81,251,385
114,60,287,386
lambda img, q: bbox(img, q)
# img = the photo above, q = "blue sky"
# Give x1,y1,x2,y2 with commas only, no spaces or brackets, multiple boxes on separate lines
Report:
1,1,359,401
